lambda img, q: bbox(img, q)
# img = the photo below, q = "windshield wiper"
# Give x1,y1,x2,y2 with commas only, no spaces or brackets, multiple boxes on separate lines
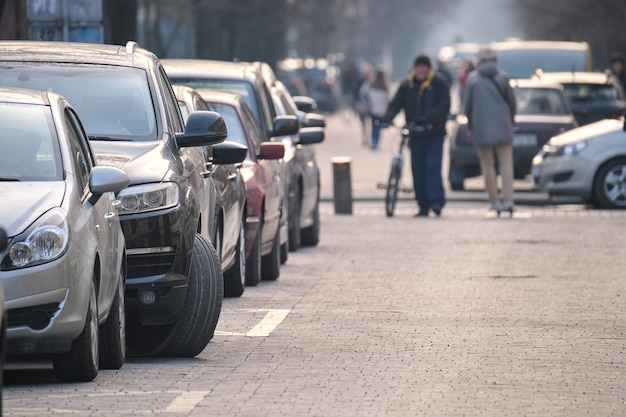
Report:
88,135,132,142
0,177,20,181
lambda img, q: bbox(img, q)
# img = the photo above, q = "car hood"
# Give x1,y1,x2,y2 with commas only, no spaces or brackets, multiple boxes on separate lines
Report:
549,118,624,146
90,140,175,185
0,182,65,237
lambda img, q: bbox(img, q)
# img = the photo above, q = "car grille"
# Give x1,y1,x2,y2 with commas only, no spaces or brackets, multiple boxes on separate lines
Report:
127,252,175,279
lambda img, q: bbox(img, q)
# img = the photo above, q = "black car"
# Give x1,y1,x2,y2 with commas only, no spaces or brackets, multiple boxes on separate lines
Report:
532,71,626,126
0,41,245,357
162,59,300,274
174,85,249,297
448,79,577,190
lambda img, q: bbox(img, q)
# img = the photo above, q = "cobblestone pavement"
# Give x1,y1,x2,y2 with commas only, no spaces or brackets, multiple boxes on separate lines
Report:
3,115,626,417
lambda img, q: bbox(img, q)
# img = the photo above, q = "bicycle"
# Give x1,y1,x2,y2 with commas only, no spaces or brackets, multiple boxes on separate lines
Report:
381,123,429,217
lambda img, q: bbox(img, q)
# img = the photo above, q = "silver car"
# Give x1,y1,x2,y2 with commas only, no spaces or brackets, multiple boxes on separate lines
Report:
531,117,626,209
0,87,130,382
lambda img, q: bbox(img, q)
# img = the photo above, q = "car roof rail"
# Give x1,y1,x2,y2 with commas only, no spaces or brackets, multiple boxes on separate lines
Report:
125,41,139,55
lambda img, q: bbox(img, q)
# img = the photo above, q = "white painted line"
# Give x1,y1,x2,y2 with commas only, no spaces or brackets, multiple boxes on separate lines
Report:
245,309,291,337
214,331,246,336
165,391,209,413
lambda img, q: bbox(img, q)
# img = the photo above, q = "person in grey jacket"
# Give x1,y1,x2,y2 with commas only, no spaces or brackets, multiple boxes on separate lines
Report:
463,47,517,215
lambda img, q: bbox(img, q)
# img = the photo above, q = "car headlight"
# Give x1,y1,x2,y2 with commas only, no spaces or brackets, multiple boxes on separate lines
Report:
554,140,589,157
2,208,69,270
117,182,180,215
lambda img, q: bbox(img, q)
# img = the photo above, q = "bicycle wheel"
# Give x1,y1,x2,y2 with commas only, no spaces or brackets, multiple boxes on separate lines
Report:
385,160,402,217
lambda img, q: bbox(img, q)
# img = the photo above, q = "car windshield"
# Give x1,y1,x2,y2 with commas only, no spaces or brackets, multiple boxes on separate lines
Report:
515,87,569,115
168,78,259,123
0,64,157,141
0,102,63,181
497,49,587,79
561,84,620,102
207,102,251,159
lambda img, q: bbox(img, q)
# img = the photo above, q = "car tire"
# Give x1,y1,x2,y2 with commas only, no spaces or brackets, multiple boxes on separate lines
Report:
593,158,626,209
246,222,262,286
448,164,465,191
280,240,289,265
127,234,223,357
288,189,301,252
53,279,99,382
301,200,320,247
98,263,126,370
224,218,246,297
261,227,281,281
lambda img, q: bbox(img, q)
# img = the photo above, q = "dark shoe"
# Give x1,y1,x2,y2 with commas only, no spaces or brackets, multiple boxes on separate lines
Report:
414,209,429,217
431,204,442,217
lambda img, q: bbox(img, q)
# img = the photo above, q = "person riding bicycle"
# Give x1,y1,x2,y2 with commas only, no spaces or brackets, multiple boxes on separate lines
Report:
381,54,450,217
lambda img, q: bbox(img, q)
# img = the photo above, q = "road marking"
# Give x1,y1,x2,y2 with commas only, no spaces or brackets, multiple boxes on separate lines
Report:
165,391,209,413
245,309,291,337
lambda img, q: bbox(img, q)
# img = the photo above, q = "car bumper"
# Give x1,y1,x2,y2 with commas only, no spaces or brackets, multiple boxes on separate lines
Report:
120,205,196,326
531,153,594,198
3,246,91,355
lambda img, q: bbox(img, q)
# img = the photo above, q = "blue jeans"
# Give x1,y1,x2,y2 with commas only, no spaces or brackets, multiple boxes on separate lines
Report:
409,135,446,210
371,117,382,149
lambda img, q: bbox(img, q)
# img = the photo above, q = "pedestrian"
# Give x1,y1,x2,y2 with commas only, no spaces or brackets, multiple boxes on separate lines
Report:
355,63,373,146
463,47,517,215
366,68,390,150
382,54,450,217
609,52,626,92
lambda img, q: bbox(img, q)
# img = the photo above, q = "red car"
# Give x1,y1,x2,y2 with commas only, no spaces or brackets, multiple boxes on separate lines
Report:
200,91,286,285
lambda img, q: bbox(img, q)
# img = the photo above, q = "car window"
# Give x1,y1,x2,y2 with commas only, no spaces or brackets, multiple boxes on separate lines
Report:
168,78,259,121
0,63,158,141
64,108,92,196
194,96,210,111
178,101,190,122
562,84,620,102
0,102,62,181
157,66,185,134
258,81,276,134
497,49,588,79
207,102,253,158
515,88,569,115
241,102,264,153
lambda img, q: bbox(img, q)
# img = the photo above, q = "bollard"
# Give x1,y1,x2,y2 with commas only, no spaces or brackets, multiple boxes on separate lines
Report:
331,156,353,214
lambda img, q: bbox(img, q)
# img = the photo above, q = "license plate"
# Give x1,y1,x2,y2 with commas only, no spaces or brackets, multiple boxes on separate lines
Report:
513,133,538,147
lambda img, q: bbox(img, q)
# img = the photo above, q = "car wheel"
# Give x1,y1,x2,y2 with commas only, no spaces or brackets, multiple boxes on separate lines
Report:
280,239,289,265
224,218,246,297
448,164,465,191
288,189,301,252
593,158,626,209
53,279,99,382
127,234,223,357
261,227,281,281
98,263,126,370
301,199,320,247
245,222,262,286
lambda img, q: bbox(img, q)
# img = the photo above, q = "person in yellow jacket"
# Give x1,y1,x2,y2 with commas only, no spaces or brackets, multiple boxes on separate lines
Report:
382,54,451,217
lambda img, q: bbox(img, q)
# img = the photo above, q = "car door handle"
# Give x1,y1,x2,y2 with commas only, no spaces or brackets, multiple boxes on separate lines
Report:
228,173,238,181
105,212,116,219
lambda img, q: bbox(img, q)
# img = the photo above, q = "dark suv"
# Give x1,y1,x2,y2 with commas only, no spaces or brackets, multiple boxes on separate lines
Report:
0,41,244,357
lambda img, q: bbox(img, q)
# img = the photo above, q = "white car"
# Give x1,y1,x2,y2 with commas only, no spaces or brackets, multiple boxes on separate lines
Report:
531,118,626,208
0,87,129,381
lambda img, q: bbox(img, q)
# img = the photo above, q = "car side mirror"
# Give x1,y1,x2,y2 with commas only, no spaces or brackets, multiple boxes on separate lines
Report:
178,111,227,147
212,141,248,165
302,112,326,128
89,166,130,195
293,96,317,113
0,227,7,251
297,127,325,145
271,115,299,137
258,142,285,160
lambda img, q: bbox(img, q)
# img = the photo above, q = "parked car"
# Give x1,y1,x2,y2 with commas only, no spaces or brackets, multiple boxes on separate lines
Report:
269,80,325,249
200,90,286,284
531,117,626,209
298,58,343,113
448,79,577,190
162,59,300,266
252,61,325,251
0,41,229,358
531,71,626,126
0,226,8,396
0,87,130,381
491,40,592,79
174,85,248,297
